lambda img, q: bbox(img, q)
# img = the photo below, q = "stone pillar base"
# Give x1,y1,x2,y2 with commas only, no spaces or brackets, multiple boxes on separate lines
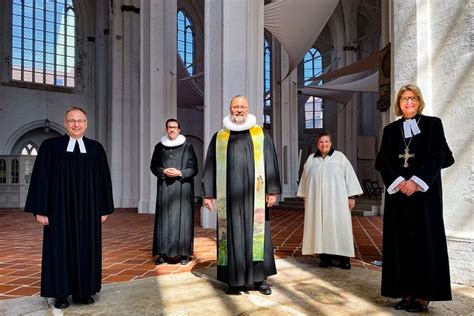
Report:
200,206,217,229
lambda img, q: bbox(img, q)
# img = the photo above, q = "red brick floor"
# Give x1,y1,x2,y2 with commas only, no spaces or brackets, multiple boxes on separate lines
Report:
0,208,382,300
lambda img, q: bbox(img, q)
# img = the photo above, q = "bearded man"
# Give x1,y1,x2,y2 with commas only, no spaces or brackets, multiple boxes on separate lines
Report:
202,95,281,295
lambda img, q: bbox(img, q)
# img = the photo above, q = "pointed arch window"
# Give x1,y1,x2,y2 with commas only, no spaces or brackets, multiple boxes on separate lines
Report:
177,9,194,75
11,159,19,184
21,142,38,156
11,0,76,87
0,159,6,184
303,48,323,129
264,38,272,128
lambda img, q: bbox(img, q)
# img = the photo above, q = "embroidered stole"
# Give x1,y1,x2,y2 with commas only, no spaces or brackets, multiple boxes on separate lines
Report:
216,125,266,266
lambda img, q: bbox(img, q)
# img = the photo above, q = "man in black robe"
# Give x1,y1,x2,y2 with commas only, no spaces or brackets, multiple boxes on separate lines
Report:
25,107,114,309
150,118,198,265
202,95,281,295
375,84,454,312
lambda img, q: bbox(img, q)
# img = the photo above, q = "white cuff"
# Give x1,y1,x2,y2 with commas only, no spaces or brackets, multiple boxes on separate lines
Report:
411,175,429,192
387,176,405,195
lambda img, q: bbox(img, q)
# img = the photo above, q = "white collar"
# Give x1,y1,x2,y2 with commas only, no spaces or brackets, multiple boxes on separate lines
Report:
402,117,421,138
66,137,87,153
161,134,186,147
222,114,257,131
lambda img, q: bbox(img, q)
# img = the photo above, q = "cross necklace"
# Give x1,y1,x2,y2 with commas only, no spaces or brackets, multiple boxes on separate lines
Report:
399,117,421,168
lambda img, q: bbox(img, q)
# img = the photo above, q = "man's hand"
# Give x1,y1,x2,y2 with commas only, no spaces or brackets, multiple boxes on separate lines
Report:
266,194,277,207
35,214,49,226
163,168,182,178
101,215,108,223
203,198,215,211
398,179,418,196
348,199,355,210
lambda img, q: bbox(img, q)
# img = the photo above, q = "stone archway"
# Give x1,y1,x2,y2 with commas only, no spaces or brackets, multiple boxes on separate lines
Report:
3,120,64,155
11,128,62,155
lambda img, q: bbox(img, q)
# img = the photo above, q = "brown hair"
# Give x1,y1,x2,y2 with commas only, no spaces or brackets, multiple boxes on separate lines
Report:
165,118,180,129
316,131,332,143
65,106,87,118
393,84,425,117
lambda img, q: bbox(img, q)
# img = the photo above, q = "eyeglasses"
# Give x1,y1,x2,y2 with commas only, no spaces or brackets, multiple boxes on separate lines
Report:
66,119,87,125
167,126,179,130
400,96,420,103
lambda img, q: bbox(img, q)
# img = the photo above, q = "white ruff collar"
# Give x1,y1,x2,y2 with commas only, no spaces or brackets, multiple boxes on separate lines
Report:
223,114,257,131
161,134,186,147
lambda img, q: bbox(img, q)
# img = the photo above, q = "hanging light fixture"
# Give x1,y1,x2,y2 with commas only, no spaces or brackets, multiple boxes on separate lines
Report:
43,118,50,133
44,91,50,133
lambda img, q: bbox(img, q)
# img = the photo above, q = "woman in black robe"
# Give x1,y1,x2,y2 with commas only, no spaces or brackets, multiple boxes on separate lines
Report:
375,84,454,312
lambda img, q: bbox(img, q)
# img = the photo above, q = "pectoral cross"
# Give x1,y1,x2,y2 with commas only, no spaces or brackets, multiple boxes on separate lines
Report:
399,147,415,168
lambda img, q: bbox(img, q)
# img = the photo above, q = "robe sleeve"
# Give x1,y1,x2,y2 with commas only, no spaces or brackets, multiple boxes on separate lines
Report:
98,144,115,215
375,124,400,187
297,156,311,198
180,143,198,180
343,155,364,197
150,144,165,181
413,117,454,186
201,133,217,198
263,130,281,195
24,140,52,216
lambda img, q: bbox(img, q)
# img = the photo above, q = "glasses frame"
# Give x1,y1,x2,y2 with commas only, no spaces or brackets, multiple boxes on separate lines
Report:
66,119,87,125
400,96,420,103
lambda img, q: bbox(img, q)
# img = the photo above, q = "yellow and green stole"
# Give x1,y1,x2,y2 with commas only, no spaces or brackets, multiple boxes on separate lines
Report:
216,125,266,266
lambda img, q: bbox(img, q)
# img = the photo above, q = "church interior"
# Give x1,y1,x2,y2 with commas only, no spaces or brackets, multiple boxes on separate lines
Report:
0,0,472,314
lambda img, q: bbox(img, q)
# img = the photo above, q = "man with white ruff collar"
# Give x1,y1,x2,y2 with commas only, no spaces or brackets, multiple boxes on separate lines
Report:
202,95,281,295
150,118,198,265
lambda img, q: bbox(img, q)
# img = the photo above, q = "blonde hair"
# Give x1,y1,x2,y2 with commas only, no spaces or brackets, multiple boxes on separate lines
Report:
393,84,425,117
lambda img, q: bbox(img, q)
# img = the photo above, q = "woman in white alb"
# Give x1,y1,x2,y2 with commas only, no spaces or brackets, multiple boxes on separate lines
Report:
297,132,363,269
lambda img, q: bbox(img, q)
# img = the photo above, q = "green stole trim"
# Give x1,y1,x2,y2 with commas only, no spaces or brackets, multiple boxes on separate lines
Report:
216,125,266,266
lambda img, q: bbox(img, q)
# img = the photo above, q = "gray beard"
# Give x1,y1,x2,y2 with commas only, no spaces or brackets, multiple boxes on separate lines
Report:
231,115,247,125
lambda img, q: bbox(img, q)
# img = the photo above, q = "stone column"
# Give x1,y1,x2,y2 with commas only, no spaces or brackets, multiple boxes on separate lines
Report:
202,0,264,227
138,0,177,213
392,0,473,286
204,0,264,140
110,0,141,209
274,42,299,198
378,0,394,216
94,0,110,149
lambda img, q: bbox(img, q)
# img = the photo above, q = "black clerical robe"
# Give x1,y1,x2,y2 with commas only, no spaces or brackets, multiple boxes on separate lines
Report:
25,135,114,297
375,115,454,301
25,135,114,298
150,141,198,257
202,129,281,287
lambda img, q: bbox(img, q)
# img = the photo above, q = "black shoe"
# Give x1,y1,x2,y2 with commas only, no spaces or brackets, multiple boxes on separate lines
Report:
406,300,429,313
226,286,241,295
394,298,412,310
180,256,189,265
155,256,166,265
257,280,272,295
319,260,330,268
339,262,351,269
72,295,94,305
54,297,70,309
